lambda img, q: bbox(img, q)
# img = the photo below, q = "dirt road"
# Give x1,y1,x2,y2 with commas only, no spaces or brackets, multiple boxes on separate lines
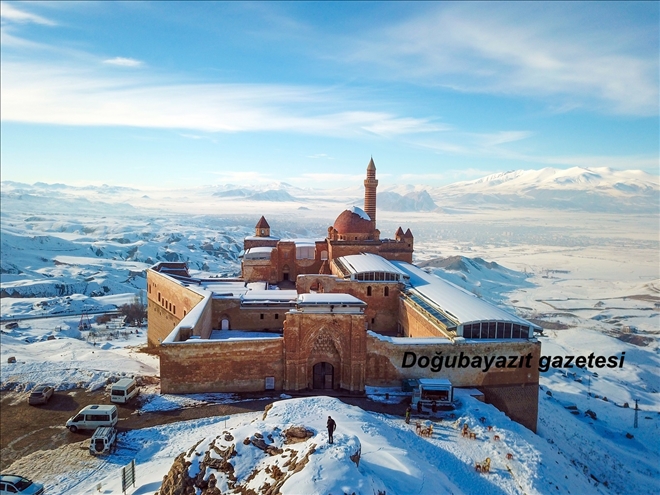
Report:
0,389,406,471
0,389,274,471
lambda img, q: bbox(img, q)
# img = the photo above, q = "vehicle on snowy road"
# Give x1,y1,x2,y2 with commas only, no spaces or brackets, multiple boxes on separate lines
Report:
0,474,44,495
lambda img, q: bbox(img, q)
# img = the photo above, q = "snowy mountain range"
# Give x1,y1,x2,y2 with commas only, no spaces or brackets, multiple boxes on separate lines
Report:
377,190,438,212
432,167,659,213
2,166,657,214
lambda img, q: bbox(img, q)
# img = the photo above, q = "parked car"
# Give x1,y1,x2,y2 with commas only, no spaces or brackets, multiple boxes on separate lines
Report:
89,426,117,455
0,474,44,495
28,385,54,406
110,378,139,404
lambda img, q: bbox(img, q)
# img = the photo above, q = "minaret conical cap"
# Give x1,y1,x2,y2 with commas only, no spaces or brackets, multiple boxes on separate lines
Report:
367,157,376,170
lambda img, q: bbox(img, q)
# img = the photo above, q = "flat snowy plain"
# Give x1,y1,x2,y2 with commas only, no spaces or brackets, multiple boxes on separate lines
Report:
1,169,658,494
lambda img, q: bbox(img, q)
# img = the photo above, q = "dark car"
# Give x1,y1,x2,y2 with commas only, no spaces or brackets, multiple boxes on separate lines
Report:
28,385,54,406
0,474,44,495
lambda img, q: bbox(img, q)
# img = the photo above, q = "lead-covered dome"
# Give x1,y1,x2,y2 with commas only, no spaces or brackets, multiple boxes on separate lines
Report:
333,206,372,234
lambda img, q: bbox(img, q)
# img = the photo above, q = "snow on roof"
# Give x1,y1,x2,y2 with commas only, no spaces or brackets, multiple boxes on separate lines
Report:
242,290,298,302
199,281,267,298
349,205,371,220
244,235,280,241
367,330,452,344
338,253,407,276
246,246,276,254
244,246,276,260
391,261,540,329
208,329,282,341
201,281,250,291
298,293,366,305
294,240,317,247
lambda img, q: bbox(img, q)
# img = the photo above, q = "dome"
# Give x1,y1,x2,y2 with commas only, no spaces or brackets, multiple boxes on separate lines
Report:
333,206,373,234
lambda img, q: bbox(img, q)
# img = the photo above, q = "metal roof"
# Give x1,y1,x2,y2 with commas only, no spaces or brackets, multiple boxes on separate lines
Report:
391,261,541,330
337,253,408,276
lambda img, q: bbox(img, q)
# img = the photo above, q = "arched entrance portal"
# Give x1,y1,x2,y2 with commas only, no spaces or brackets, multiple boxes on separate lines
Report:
312,362,334,390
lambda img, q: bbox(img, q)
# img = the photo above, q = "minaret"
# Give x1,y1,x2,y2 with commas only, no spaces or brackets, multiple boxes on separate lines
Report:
364,157,378,228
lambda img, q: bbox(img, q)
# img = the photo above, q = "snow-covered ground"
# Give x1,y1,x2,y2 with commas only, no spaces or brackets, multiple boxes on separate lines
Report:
1,173,659,494
14,394,656,495
0,315,158,393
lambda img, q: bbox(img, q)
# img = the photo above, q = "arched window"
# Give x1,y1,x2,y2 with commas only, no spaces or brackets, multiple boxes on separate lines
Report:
367,286,372,296
384,287,389,297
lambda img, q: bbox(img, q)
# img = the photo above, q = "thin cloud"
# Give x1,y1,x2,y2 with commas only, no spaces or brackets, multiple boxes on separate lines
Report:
1,61,444,138
408,132,657,173
103,57,144,68
477,131,533,147
1,2,56,25
346,4,658,116
362,118,450,137
307,154,334,159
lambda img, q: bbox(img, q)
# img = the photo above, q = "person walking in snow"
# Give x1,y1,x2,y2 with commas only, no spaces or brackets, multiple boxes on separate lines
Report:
327,416,336,444
405,406,412,424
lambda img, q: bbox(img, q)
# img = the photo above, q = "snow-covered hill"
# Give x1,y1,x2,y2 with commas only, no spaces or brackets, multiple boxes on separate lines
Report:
152,396,612,495
0,208,247,300
417,256,536,307
10,392,657,495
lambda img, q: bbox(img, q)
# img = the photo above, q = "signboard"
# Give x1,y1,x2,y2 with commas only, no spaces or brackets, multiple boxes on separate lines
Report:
265,376,275,390
121,459,136,493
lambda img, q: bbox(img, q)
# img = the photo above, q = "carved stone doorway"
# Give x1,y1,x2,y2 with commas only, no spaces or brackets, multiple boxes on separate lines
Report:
312,362,334,390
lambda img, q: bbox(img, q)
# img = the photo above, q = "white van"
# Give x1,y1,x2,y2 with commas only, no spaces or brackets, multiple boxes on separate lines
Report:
66,404,118,432
110,378,139,404
89,426,117,455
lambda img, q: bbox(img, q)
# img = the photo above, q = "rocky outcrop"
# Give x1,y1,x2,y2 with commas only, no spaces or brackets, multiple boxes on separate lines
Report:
282,426,314,444
157,422,360,495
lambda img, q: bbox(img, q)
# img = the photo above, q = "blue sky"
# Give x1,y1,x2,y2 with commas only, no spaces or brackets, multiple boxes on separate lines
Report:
1,1,658,188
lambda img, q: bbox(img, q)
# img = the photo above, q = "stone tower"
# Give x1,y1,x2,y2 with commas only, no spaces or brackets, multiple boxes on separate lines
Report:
364,157,378,228
255,216,270,237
